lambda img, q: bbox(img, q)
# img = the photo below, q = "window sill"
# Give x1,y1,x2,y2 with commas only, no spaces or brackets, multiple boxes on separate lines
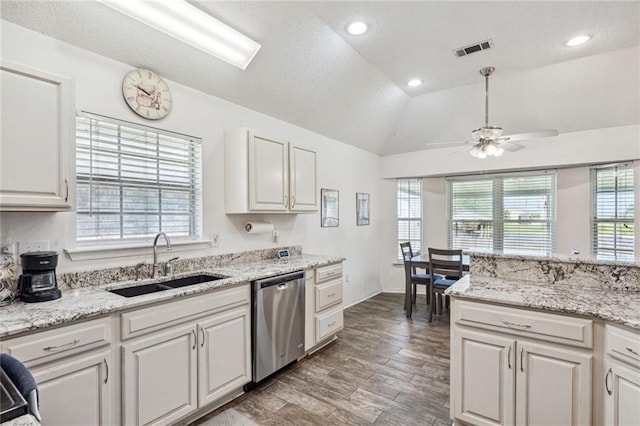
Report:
64,240,213,262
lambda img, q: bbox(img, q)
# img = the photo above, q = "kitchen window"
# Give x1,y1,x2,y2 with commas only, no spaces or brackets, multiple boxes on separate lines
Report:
591,163,634,261
447,171,556,255
75,112,202,246
397,178,422,261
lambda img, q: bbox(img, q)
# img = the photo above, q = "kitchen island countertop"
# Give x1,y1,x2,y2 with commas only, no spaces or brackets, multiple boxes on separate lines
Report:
0,254,343,339
446,274,640,330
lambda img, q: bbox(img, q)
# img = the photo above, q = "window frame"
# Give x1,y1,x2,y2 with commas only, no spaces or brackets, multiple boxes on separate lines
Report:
591,162,635,261
447,170,557,256
397,178,423,262
75,111,203,247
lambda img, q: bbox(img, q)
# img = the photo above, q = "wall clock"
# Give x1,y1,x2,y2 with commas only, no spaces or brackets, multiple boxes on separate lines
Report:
122,68,172,120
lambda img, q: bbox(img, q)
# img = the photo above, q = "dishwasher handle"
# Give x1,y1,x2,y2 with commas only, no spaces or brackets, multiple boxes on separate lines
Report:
255,271,305,289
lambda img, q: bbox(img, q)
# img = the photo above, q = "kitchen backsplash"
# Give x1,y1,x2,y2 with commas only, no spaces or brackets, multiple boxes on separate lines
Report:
470,252,640,292
57,245,302,290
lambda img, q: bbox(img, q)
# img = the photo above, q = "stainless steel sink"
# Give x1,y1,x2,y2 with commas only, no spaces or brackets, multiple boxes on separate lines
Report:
108,274,226,298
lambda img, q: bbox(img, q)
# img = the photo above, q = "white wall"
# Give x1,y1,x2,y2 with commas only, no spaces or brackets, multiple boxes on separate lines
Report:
0,21,382,306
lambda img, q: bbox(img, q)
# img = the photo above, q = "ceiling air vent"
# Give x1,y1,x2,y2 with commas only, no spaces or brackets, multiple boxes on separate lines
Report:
453,39,494,58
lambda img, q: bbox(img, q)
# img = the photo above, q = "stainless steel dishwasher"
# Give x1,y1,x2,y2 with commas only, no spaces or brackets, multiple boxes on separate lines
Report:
251,271,305,383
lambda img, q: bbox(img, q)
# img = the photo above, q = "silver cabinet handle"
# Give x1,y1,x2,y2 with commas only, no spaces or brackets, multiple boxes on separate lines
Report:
507,345,512,369
200,327,205,348
291,195,295,208
284,194,288,208
626,347,639,357
64,178,69,202
104,358,109,384
520,347,524,372
502,320,532,329
605,367,612,396
191,330,196,350
327,293,336,297
328,321,336,327
44,339,79,352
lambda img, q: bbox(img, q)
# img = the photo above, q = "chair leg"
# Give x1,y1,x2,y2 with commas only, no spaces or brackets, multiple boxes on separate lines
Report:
412,284,416,305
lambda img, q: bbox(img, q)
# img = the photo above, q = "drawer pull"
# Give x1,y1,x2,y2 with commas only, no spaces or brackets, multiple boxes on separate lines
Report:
502,320,532,329
626,347,639,356
43,339,80,352
327,293,336,297
328,321,336,327
605,367,612,396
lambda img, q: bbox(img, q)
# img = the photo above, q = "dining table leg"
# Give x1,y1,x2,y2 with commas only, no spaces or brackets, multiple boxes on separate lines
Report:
403,261,413,318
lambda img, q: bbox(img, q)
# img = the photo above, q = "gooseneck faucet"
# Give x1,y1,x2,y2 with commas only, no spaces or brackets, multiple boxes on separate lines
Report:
152,232,172,278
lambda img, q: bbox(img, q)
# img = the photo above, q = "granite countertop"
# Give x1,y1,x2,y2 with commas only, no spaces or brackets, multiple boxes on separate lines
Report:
0,254,343,339
446,274,640,330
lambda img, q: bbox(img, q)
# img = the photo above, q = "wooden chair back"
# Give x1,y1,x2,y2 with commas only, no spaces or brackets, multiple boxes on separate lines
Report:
428,248,464,281
399,242,417,274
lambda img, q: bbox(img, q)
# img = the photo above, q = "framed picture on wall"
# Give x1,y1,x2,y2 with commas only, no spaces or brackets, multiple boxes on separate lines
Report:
321,188,339,227
356,192,370,226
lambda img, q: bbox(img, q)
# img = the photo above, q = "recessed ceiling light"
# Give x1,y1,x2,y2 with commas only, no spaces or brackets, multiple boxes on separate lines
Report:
407,79,422,87
347,21,368,35
566,35,591,47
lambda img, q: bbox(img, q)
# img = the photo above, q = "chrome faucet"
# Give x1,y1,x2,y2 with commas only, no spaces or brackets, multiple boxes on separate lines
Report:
152,232,172,278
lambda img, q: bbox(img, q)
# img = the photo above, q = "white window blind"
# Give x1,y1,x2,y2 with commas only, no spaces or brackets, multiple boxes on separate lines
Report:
592,163,634,261
76,112,202,245
448,171,556,255
397,178,422,261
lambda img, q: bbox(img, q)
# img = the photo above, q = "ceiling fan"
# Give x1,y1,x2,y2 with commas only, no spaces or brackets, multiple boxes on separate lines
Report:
428,66,558,158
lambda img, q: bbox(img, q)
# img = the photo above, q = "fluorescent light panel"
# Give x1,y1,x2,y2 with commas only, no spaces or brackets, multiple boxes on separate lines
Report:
98,0,261,70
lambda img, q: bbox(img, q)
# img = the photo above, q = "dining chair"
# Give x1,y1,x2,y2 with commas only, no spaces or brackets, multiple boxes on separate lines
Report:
427,248,464,322
1,353,41,421
400,242,432,305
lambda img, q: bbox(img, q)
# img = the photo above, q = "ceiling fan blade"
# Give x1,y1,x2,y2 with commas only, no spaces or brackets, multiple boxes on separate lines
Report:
501,129,559,142
424,141,466,150
501,141,526,152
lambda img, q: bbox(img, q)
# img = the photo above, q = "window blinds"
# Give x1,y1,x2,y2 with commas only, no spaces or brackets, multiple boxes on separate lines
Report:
592,163,634,261
76,113,202,245
448,171,556,255
397,179,422,260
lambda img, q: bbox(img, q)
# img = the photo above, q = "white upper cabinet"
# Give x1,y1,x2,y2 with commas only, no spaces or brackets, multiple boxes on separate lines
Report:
225,127,317,214
0,60,74,211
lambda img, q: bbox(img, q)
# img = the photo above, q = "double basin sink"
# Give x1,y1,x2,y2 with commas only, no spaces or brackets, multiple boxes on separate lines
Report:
108,274,226,298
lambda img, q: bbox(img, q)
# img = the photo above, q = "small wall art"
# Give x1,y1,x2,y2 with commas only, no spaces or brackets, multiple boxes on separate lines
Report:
356,192,370,226
321,188,339,227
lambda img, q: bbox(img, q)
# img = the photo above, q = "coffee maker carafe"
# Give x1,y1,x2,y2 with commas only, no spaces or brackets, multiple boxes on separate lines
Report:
18,251,61,303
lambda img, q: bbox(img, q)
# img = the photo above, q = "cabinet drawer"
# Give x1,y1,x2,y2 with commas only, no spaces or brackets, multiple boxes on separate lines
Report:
605,323,640,368
315,278,343,312
453,300,593,348
121,284,249,340
315,306,343,342
1,317,112,367
316,263,342,283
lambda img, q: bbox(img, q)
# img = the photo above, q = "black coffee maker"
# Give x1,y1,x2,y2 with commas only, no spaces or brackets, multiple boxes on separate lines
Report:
18,251,61,303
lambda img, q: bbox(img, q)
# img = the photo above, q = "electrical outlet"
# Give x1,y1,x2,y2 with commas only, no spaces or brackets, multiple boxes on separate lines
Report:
345,274,350,283
211,234,220,248
18,240,50,254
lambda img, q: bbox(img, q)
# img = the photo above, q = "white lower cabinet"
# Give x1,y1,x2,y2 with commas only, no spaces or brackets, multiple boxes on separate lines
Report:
33,350,113,426
198,305,251,406
604,359,640,426
451,299,593,426
122,324,198,426
306,263,344,351
120,286,251,426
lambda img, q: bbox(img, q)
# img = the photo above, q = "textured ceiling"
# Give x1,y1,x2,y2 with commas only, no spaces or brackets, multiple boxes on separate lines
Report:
1,1,639,156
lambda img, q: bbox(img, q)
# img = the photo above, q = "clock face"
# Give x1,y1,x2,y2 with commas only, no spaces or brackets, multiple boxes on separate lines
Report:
122,69,172,120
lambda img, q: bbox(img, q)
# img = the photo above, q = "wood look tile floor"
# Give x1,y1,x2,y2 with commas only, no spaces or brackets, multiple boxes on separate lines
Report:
191,293,451,426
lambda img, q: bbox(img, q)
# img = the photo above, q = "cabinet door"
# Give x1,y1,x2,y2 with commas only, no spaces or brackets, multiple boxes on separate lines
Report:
451,327,516,426
516,340,592,426
32,350,112,426
604,359,640,426
248,133,288,211
197,305,251,407
122,324,197,426
0,60,73,211
289,144,317,212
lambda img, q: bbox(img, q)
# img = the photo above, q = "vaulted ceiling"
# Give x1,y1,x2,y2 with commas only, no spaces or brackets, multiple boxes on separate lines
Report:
2,1,639,155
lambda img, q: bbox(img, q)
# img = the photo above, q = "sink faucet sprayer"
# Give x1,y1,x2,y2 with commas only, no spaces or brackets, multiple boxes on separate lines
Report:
152,232,172,278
